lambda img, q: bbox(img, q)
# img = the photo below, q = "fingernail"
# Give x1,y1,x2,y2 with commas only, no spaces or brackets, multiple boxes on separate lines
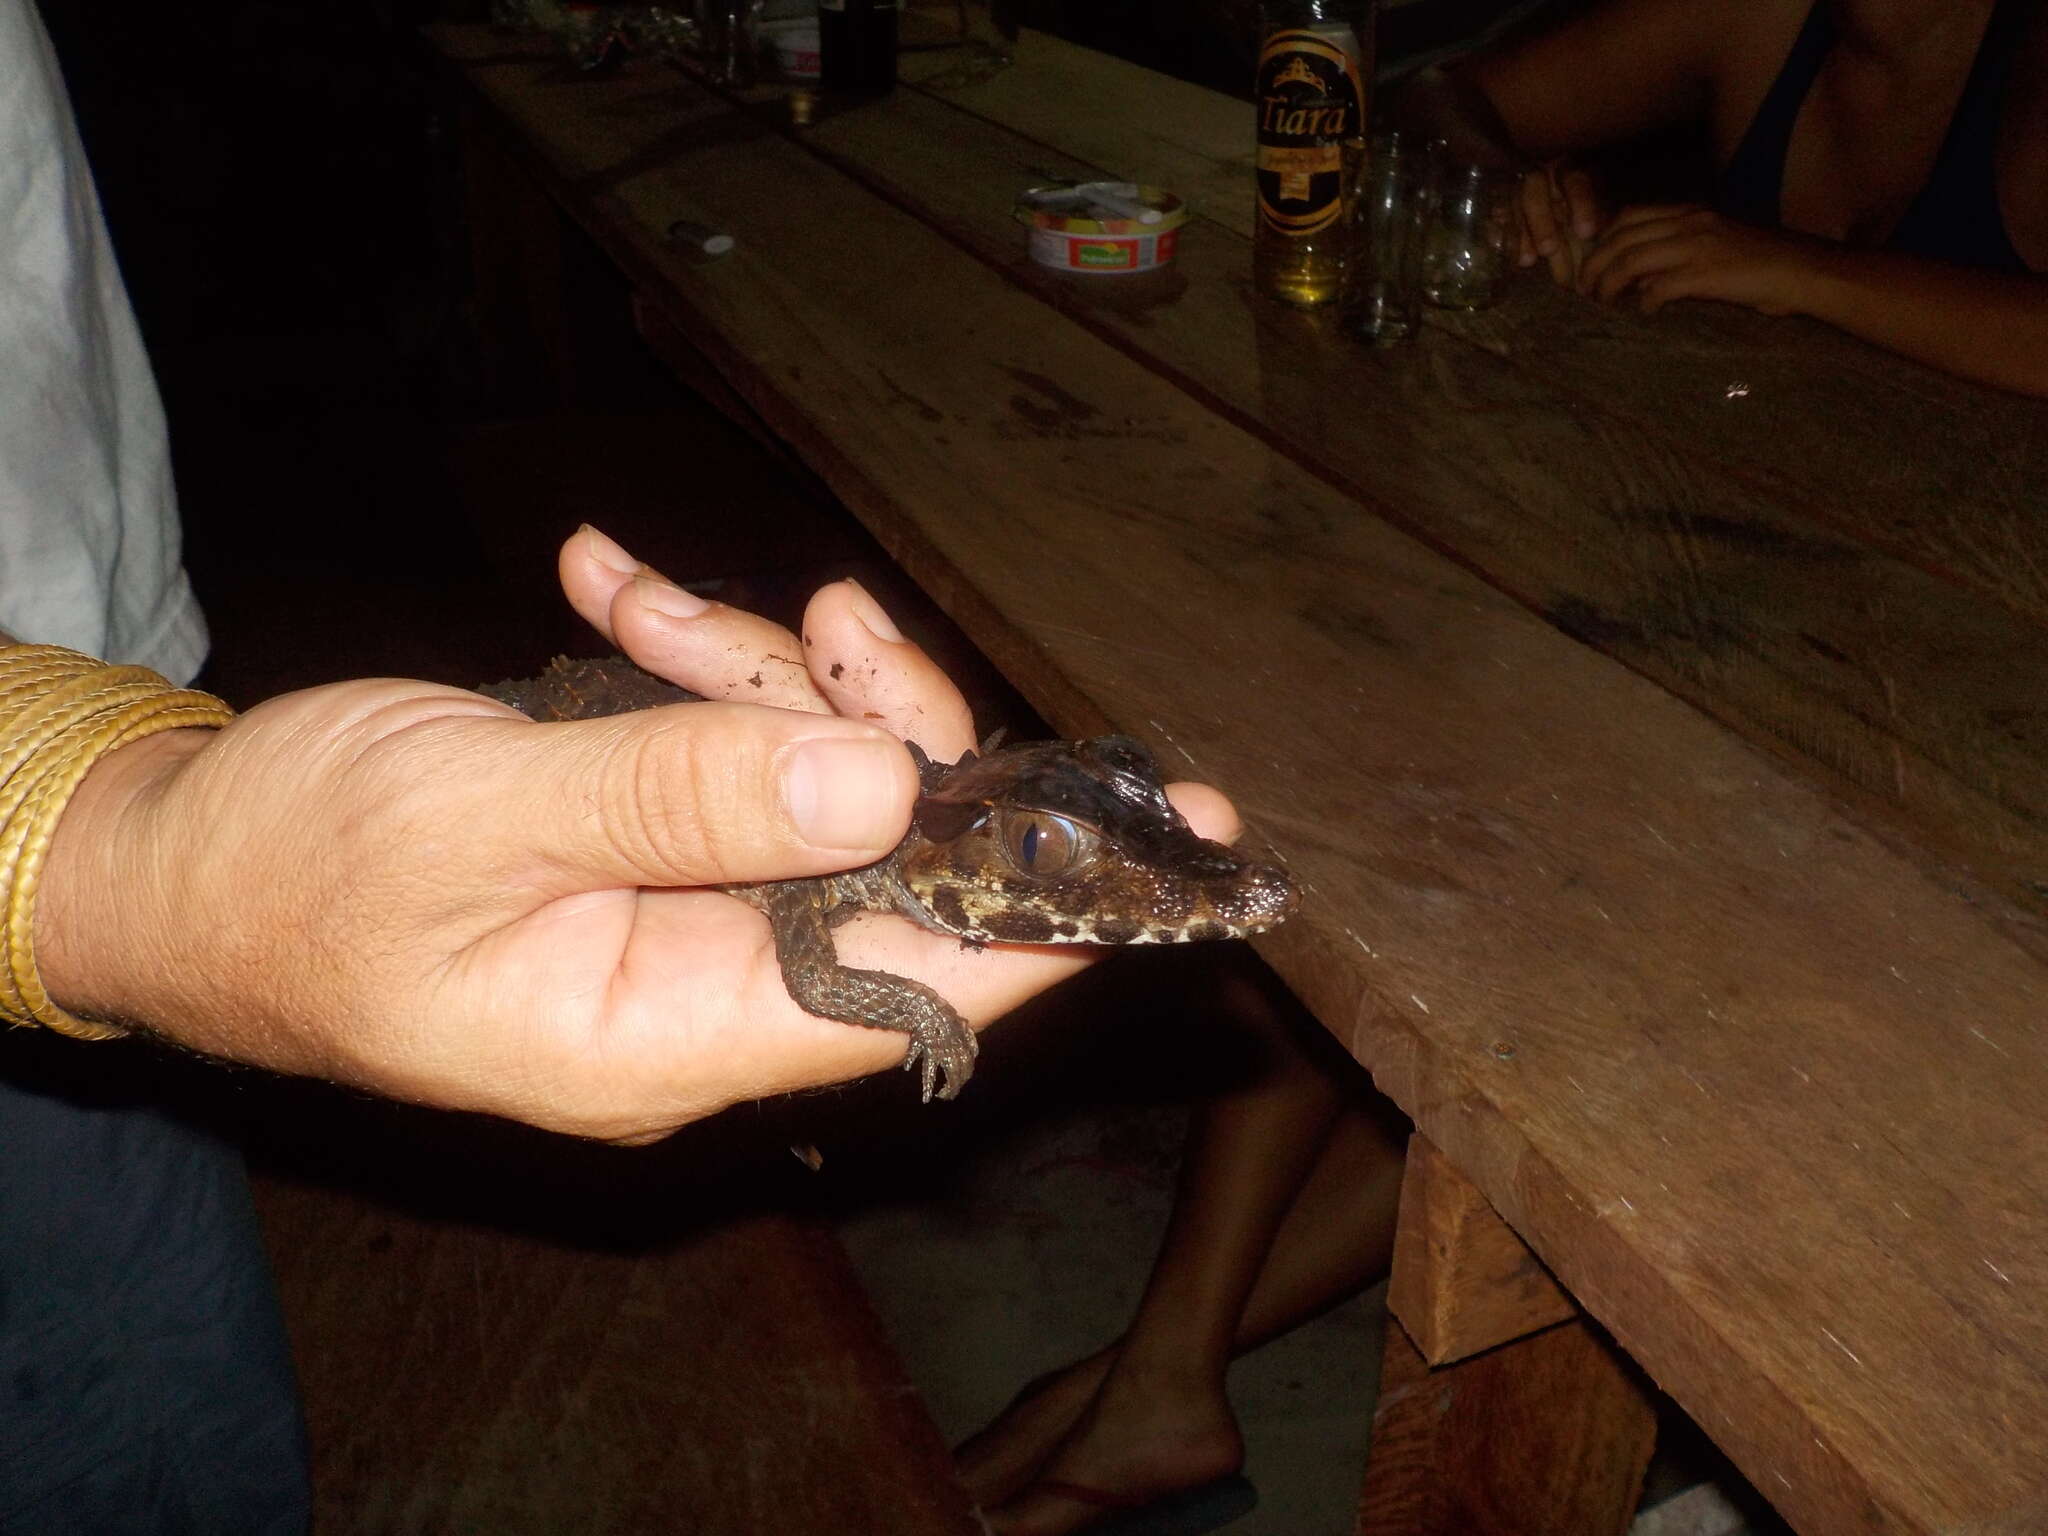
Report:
1575,219,1596,239
783,736,909,851
843,579,904,643
1538,237,1558,255
581,525,638,575
632,574,710,619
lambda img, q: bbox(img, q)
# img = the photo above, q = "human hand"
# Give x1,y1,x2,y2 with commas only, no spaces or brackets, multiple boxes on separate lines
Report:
1515,159,1602,285
35,529,1240,1141
1574,203,1822,316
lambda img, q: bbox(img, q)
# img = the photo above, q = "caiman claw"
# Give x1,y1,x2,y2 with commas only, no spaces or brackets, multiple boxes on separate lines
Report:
905,1016,980,1102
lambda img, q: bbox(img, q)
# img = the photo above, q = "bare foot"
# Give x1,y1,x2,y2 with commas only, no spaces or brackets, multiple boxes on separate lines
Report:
956,1348,1117,1508
983,1363,1244,1536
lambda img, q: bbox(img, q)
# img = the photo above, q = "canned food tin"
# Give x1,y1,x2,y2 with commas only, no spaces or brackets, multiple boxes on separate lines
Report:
1014,183,1187,275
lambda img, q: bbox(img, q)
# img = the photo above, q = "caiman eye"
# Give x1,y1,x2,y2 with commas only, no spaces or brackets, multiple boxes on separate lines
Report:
1001,811,1082,878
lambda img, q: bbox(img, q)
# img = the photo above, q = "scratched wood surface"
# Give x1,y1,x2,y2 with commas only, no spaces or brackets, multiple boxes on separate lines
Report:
897,31,2048,621
814,35,2048,943
431,28,2048,1535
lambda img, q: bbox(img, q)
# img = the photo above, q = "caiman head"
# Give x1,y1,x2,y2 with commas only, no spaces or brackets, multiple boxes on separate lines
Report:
894,736,1299,945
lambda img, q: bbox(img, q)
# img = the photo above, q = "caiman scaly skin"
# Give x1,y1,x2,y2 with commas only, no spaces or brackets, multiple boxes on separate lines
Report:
485,657,1300,1101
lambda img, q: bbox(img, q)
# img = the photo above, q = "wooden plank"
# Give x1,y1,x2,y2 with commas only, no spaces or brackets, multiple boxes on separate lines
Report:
257,1175,980,1535
428,35,2048,1535
795,62,2048,944
1356,1313,1657,1536
1430,287,2048,628
896,27,1257,236
1387,1133,1576,1367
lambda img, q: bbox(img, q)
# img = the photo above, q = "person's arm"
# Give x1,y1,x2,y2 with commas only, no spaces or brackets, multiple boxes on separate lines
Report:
20,530,1243,1141
1387,0,1722,280
1576,205,2048,396
1797,250,2048,398
1382,64,1522,169
1452,0,1719,162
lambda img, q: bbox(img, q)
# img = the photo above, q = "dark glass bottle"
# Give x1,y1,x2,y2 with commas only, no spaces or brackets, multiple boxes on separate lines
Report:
819,0,900,95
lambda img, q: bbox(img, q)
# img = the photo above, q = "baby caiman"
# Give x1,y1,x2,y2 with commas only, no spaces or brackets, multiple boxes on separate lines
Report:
485,657,1299,1101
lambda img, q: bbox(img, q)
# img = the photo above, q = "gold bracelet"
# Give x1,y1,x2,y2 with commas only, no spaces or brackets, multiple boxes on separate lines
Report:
0,644,235,1039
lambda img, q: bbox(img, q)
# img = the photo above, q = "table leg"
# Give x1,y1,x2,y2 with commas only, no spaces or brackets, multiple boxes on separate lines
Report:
1356,1136,1656,1536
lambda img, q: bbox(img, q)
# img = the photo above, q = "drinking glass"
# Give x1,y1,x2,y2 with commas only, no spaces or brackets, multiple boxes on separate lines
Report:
1343,130,1429,344
694,0,763,85
1420,161,1518,310
916,0,1018,88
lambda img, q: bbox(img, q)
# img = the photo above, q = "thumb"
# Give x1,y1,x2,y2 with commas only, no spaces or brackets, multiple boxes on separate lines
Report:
471,699,919,891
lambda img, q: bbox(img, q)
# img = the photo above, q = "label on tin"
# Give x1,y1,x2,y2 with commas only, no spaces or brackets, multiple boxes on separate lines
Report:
1027,227,1179,273
1255,26,1363,238
1075,239,1134,268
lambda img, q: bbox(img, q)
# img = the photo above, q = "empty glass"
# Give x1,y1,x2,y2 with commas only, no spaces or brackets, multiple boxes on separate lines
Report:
1420,161,1518,310
909,0,1018,89
1343,132,1430,345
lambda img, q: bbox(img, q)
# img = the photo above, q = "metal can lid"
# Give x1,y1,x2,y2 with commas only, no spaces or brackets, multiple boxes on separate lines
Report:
1014,182,1187,237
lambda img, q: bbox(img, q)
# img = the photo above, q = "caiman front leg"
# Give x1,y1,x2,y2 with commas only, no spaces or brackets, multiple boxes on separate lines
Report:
734,881,980,1101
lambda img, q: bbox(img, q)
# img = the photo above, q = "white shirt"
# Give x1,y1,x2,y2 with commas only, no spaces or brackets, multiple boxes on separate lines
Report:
0,0,207,685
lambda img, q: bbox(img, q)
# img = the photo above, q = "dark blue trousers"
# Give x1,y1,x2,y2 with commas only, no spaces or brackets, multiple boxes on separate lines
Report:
1,1037,309,1534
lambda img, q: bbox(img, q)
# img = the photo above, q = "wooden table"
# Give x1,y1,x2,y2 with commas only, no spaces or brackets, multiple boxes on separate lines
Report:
430,21,2048,1535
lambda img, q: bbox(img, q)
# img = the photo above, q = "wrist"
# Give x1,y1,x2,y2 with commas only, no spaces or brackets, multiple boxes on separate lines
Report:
36,727,211,1030
1777,239,1861,320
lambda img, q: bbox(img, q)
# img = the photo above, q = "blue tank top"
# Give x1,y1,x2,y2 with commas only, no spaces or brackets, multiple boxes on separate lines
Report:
1717,0,2036,272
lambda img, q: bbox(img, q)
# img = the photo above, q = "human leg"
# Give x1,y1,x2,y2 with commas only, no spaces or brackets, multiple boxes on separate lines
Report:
1223,1084,1407,1356
961,957,1406,1534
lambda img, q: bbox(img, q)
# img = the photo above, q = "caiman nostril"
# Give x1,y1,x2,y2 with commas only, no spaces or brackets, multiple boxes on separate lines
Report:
1214,861,1300,929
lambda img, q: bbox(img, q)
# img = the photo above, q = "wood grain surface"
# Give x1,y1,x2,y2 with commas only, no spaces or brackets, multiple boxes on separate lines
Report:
818,38,2048,940
1357,1313,1657,1536
1387,1133,1576,1368
258,1177,981,1535
429,28,2048,1535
